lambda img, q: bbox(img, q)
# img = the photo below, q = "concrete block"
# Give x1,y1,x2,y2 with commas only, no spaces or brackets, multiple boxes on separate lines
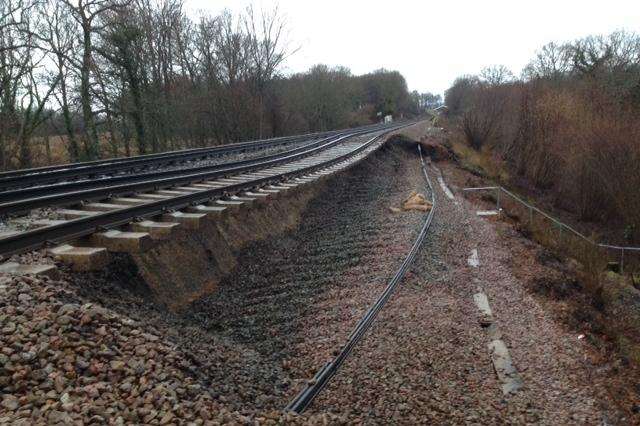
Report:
58,209,100,220
91,230,154,253
131,220,180,240
186,205,227,218
0,262,58,278
83,203,126,212
49,244,110,272
161,212,206,230
213,199,244,210
488,340,524,395
230,195,256,202
243,191,270,201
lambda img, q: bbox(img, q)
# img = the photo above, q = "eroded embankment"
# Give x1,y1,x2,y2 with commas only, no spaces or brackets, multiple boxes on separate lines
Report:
0,133,432,424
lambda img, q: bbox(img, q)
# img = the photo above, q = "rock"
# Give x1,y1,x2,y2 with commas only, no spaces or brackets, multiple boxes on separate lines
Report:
2,394,19,410
56,315,72,325
110,360,126,371
159,411,174,424
48,410,73,424
2,322,16,333
17,293,32,303
58,304,79,316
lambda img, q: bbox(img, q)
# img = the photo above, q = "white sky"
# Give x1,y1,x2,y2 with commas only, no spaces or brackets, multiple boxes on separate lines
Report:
187,0,640,96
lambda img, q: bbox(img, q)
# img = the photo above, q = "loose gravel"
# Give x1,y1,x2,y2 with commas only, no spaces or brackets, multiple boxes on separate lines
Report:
2,126,634,424
308,157,632,424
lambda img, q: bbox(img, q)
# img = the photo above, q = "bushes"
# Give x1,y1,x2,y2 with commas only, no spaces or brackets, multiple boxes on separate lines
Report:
445,32,640,239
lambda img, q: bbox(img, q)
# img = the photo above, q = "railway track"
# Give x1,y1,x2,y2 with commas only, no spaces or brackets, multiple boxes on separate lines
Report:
285,143,436,414
0,124,405,260
0,125,388,214
0,128,346,191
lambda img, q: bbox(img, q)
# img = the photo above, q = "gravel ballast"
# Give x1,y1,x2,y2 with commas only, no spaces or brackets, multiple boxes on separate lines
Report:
1,126,635,424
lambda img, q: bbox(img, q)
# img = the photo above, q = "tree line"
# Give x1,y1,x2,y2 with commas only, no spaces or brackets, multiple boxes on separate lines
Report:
0,0,438,170
445,31,640,241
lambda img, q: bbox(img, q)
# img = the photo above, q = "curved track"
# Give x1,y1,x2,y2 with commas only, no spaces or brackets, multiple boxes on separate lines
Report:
0,129,345,190
286,144,436,413
0,124,406,257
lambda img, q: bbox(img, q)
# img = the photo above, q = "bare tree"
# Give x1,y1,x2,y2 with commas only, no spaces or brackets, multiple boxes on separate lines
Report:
61,0,130,160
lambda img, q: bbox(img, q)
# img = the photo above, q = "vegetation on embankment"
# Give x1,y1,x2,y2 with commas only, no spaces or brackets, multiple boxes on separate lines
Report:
443,31,640,247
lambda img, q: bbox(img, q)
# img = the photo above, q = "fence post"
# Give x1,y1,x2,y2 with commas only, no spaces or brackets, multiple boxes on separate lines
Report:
496,188,501,211
621,248,625,274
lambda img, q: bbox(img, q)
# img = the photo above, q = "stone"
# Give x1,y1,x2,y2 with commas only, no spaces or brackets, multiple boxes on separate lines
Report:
2,395,19,410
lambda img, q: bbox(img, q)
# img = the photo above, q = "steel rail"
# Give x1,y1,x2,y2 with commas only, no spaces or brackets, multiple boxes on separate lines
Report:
0,126,405,258
0,128,352,189
0,126,393,216
0,132,346,204
285,143,436,414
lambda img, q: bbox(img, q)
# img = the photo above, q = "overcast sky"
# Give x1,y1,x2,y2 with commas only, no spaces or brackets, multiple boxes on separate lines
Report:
187,0,640,96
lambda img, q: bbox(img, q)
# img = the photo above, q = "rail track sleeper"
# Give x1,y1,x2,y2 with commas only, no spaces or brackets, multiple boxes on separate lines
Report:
83,203,127,212
90,230,154,253
48,244,111,272
0,262,58,278
213,200,245,210
130,220,181,240
135,193,173,200
161,212,205,230
154,190,195,197
58,209,100,220
29,219,68,229
185,205,227,218
0,230,20,239
109,197,153,206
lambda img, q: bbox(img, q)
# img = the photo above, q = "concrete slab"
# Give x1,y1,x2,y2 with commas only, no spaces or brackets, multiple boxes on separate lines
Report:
488,340,524,395
58,209,100,220
131,220,180,240
477,210,500,217
0,262,58,278
49,244,110,272
84,203,126,212
91,230,153,253
468,249,480,267
161,212,205,230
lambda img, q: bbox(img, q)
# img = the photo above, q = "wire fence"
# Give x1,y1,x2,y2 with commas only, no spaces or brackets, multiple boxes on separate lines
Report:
463,186,640,274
